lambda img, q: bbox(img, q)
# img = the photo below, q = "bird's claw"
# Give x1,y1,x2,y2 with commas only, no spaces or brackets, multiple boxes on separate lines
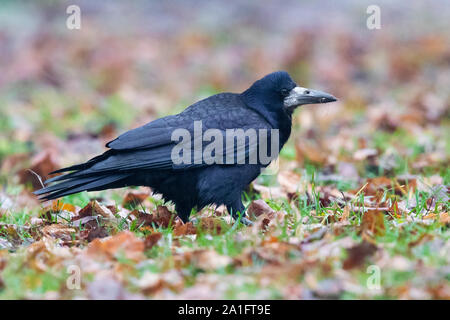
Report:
236,216,253,226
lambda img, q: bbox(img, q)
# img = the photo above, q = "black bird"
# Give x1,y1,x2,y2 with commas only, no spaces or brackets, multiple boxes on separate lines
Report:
35,71,336,224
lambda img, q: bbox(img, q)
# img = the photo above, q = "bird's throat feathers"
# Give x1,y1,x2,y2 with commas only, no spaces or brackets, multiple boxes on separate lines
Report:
240,89,292,148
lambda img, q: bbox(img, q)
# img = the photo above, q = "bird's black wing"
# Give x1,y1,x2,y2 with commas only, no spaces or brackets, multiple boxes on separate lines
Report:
45,93,272,183
35,93,275,200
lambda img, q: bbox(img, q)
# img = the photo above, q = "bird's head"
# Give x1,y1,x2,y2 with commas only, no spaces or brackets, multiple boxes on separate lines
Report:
242,71,337,116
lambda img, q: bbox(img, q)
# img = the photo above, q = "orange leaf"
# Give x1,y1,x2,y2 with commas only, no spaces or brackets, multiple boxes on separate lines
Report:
88,231,145,262
173,221,197,236
144,232,162,249
122,189,150,207
361,209,386,240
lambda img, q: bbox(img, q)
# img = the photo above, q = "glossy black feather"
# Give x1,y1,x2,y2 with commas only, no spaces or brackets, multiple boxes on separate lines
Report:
35,71,298,223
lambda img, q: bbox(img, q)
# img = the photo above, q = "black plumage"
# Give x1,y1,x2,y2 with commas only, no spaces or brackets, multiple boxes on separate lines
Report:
35,71,336,224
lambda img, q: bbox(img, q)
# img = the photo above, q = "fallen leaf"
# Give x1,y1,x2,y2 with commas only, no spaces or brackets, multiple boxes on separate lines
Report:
80,225,109,242
122,189,150,207
439,212,449,225
137,272,163,294
191,250,232,271
343,241,377,269
87,231,145,262
361,177,392,196
41,224,76,242
301,226,328,244
130,210,155,227
247,199,274,220
173,221,197,236
361,209,386,241
198,217,226,234
154,205,176,228
144,232,162,249
77,200,115,220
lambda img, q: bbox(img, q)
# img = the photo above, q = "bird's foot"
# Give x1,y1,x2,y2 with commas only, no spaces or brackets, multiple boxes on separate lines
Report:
231,213,253,226
239,216,254,226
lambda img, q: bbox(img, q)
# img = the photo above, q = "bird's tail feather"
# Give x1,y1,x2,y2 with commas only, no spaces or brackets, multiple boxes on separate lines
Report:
34,149,133,201
34,172,130,201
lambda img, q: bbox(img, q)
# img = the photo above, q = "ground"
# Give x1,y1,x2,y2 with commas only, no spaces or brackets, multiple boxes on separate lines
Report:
0,1,449,299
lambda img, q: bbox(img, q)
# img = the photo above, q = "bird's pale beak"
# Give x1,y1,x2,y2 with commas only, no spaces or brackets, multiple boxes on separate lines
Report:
284,86,337,110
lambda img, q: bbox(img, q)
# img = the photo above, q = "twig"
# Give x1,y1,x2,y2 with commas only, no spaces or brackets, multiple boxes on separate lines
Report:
27,169,45,188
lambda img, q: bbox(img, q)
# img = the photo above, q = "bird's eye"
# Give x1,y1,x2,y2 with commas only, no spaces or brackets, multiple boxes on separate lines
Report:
281,89,289,96
304,90,310,94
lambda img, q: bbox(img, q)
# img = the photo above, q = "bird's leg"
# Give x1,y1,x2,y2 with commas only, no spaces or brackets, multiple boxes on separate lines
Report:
227,199,253,226
175,205,191,223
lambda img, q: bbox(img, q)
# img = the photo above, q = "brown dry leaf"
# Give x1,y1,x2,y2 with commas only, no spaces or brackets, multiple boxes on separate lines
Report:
361,209,386,241
301,226,328,244
173,221,197,236
87,231,145,262
429,284,450,300
343,241,377,270
361,177,392,196
395,178,417,195
26,238,73,272
198,217,225,235
82,225,109,242
247,199,274,220
76,215,110,243
98,123,117,141
122,189,150,207
130,210,155,227
154,205,176,228
191,250,232,271
106,205,118,215
357,177,416,199
144,232,162,249
236,241,300,267
248,211,276,234
137,272,164,295
439,212,449,225
41,224,77,242
77,200,115,220
261,241,300,262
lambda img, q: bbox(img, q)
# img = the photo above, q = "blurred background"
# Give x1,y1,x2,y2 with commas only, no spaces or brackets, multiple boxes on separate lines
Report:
0,0,449,301
0,0,449,197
